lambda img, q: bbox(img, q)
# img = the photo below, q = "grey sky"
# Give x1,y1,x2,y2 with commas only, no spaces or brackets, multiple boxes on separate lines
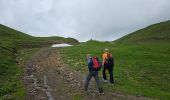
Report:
0,0,170,42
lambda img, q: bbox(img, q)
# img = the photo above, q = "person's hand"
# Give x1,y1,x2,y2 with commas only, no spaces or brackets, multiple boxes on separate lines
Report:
102,62,104,66
86,54,89,60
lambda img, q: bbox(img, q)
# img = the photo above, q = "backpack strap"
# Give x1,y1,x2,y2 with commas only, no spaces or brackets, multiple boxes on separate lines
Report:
87,58,93,68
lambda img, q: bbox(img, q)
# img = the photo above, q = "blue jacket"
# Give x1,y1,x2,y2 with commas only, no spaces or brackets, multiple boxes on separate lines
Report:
87,58,97,72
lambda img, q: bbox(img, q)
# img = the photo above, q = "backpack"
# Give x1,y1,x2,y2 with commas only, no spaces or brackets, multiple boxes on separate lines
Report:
105,53,114,66
87,58,93,68
92,56,102,70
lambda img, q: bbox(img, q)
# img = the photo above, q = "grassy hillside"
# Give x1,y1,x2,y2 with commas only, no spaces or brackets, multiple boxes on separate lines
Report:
116,20,170,43
0,24,79,99
60,21,170,99
0,24,79,46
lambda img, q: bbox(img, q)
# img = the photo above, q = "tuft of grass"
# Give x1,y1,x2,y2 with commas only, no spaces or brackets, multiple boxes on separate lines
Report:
72,93,82,100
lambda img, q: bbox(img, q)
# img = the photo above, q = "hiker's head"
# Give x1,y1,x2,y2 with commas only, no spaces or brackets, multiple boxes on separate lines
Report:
104,48,109,52
87,54,92,59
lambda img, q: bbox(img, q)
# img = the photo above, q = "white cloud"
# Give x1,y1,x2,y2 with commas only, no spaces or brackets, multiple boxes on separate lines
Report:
0,0,170,41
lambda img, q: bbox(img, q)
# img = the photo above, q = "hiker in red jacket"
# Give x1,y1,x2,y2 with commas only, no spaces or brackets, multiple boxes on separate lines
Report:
84,54,104,94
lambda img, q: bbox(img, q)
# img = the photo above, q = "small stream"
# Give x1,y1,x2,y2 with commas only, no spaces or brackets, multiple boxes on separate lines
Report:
43,75,54,100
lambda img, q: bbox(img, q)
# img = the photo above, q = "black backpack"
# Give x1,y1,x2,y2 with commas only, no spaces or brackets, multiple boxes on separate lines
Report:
105,53,114,66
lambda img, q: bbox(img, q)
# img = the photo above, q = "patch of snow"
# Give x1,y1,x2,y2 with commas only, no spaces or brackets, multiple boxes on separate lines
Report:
51,43,72,47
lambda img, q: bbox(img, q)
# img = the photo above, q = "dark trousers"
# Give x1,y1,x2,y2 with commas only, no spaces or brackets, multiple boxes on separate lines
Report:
103,64,114,83
85,71,102,92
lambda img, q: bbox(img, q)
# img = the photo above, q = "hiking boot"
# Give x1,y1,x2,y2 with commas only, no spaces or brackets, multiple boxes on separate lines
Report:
99,88,104,94
109,82,114,84
103,80,108,83
99,92,104,95
110,80,115,84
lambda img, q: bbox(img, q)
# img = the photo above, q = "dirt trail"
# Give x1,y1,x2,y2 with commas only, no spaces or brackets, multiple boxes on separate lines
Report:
24,48,152,100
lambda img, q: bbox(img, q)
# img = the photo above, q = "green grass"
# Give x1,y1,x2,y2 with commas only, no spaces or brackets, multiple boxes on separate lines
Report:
116,20,170,43
1,19,170,99
0,50,25,99
72,94,82,100
0,24,79,99
60,41,170,99
59,21,170,99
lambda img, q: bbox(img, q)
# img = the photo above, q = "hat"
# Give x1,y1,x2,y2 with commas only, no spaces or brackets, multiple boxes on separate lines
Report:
104,48,109,52
87,54,92,58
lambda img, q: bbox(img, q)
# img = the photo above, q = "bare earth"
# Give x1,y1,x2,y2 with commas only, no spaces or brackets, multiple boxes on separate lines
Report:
23,48,152,100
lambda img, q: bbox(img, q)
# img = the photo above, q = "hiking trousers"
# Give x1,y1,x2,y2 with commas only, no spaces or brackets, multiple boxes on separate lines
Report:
84,71,102,92
103,64,114,83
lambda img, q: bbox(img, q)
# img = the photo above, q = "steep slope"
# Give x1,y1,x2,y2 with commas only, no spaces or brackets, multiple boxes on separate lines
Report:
0,24,32,39
116,20,170,43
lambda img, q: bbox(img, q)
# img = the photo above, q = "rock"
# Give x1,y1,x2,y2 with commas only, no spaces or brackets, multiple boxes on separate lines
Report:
30,75,34,78
3,94,13,99
76,82,80,85
41,97,47,99
36,86,42,90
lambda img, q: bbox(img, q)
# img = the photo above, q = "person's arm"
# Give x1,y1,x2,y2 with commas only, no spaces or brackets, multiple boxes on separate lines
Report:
86,54,88,61
102,53,105,65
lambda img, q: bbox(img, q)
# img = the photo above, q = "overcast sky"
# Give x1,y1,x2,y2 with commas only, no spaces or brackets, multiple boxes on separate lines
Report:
0,0,170,42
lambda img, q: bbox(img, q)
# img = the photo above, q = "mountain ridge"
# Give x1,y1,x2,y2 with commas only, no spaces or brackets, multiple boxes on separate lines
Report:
115,20,170,43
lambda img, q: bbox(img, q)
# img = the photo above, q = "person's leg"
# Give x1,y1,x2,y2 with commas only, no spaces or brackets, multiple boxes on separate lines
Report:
84,72,92,91
103,65,107,81
94,73,103,93
108,66,114,83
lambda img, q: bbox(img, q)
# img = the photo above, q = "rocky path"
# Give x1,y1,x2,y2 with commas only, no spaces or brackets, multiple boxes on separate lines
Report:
23,48,152,100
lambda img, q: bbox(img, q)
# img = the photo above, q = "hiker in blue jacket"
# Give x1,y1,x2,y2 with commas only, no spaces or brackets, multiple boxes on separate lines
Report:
84,54,104,94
